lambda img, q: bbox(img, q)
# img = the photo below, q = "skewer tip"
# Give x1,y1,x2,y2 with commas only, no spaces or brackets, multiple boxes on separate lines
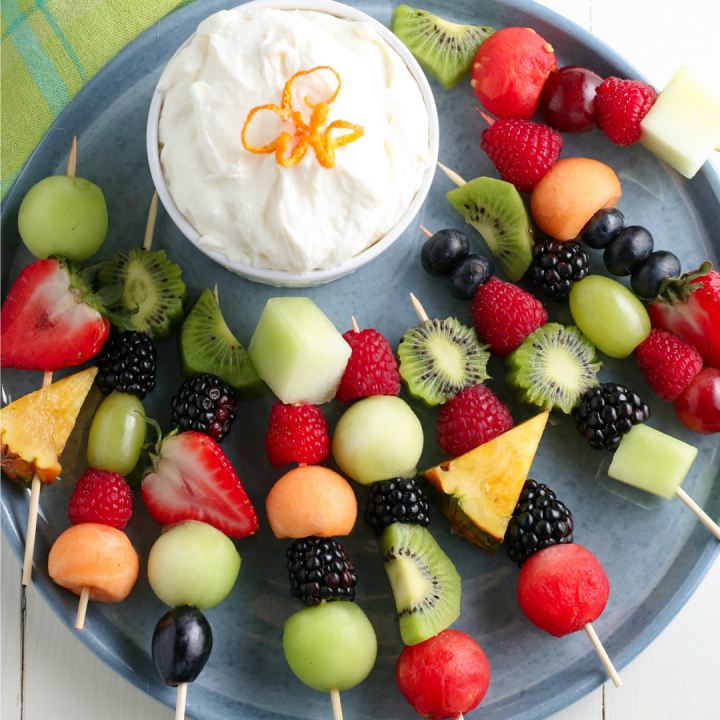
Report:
419,225,433,239
351,316,360,333
213,283,219,304
143,191,160,251
75,586,90,631
475,108,495,126
66,136,78,178
584,623,622,688
436,162,466,187
409,293,429,323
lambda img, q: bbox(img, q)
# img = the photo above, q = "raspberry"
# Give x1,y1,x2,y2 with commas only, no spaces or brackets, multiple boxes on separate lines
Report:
480,116,563,192
266,402,331,467
335,327,401,403
67,468,132,530
634,328,703,401
470,277,548,357
595,77,657,146
436,385,513,457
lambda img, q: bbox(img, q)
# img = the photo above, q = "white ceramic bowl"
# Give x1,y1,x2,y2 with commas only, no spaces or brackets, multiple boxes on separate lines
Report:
146,0,439,287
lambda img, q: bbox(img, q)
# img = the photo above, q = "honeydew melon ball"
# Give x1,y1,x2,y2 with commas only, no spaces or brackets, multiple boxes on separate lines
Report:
147,520,240,610
332,396,424,485
283,602,377,692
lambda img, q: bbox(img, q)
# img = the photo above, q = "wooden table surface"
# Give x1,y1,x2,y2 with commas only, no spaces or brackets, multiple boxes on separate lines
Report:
2,0,719,718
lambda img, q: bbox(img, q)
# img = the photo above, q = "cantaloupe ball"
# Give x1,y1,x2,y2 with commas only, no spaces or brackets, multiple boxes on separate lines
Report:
530,158,622,241
266,465,357,539
48,524,139,603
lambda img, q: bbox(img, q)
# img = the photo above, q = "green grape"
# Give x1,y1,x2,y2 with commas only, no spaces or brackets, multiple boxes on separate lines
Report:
332,396,424,485
18,175,108,260
569,276,651,358
147,520,241,609
87,391,146,476
283,602,377,692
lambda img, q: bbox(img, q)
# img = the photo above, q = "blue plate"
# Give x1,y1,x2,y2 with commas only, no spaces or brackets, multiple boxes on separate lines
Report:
2,1,720,719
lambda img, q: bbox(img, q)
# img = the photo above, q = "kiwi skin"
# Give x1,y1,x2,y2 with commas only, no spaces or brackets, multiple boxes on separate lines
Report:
506,323,602,414
381,523,461,646
179,288,263,400
391,5,492,89
447,177,534,282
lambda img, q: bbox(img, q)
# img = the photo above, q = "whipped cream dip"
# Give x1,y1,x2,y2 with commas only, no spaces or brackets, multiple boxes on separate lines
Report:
157,7,431,273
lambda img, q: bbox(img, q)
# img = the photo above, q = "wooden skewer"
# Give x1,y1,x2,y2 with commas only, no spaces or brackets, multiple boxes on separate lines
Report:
22,370,53,585
143,190,159,251
175,682,188,720
351,316,360,334
66,136,77,177
213,283,219,304
75,586,90,630
419,225,433,239
409,293,429,323
584,623,622,688
675,487,720,541
437,162,466,188
330,689,343,720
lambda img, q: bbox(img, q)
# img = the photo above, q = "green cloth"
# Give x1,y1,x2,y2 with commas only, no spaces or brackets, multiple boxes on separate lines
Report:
1,0,196,199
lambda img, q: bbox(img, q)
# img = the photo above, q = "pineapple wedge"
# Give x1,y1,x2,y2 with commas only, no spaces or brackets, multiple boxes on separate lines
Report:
1,367,97,485
422,410,549,553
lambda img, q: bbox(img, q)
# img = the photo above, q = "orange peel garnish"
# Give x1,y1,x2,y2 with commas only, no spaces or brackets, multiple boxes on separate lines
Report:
241,66,363,169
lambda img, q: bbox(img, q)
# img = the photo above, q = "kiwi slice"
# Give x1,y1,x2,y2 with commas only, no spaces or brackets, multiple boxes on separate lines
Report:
390,5,492,89
99,248,187,339
506,323,603,414
179,288,263,399
398,317,489,406
447,177,534,282
381,523,461,646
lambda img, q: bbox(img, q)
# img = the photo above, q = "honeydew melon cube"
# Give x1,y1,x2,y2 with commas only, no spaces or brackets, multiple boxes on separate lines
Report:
639,66,720,179
608,424,698,500
248,297,351,405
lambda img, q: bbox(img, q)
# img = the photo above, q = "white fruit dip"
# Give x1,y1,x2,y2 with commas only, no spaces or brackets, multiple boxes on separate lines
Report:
157,7,430,273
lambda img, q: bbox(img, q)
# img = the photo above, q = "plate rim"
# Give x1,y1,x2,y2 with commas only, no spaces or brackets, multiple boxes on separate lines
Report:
2,1,720,719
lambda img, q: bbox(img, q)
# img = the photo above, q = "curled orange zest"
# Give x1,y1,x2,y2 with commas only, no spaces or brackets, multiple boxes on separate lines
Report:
241,66,363,169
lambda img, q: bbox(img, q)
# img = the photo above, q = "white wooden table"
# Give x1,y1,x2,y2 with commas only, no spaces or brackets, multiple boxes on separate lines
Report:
2,0,719,718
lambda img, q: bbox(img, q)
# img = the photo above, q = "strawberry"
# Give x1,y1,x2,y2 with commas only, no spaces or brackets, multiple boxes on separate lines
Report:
646,262,720,370
141,430,258,539
1,257,132,371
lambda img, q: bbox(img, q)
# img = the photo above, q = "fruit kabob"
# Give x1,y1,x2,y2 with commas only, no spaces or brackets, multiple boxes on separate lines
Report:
0,137,136,586
245,297,375,719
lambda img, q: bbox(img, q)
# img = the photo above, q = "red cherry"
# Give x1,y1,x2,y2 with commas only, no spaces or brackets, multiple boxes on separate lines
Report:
539,66,604,132
674,368,720,434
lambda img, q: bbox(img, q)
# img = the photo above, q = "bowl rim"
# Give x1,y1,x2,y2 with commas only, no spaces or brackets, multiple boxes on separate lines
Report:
145,0,440,285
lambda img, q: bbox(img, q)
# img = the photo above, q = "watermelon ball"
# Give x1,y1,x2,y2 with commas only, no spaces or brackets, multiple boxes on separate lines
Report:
396,629,490,720
517,544,609,637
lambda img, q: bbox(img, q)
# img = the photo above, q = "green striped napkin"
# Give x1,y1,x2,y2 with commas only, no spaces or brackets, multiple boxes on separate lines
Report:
1,0,196,199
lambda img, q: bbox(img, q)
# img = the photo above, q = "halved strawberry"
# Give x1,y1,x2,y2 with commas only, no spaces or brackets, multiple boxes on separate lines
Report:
1,257,132,371
141,431,259,539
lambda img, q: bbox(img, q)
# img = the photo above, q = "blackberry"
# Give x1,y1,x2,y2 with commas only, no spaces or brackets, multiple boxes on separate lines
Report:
572,382,650,451
507,479,574,567
286,538,357,607
95,331,157,399
364,478,430,537
170,373,238,442
529,238,590,302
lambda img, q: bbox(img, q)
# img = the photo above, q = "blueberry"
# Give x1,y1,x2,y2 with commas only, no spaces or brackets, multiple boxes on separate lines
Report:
631,250,682,298
152,606,213,686
603,226,654,276
447,254,494,299
579,208,625,249
421,229,469,277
